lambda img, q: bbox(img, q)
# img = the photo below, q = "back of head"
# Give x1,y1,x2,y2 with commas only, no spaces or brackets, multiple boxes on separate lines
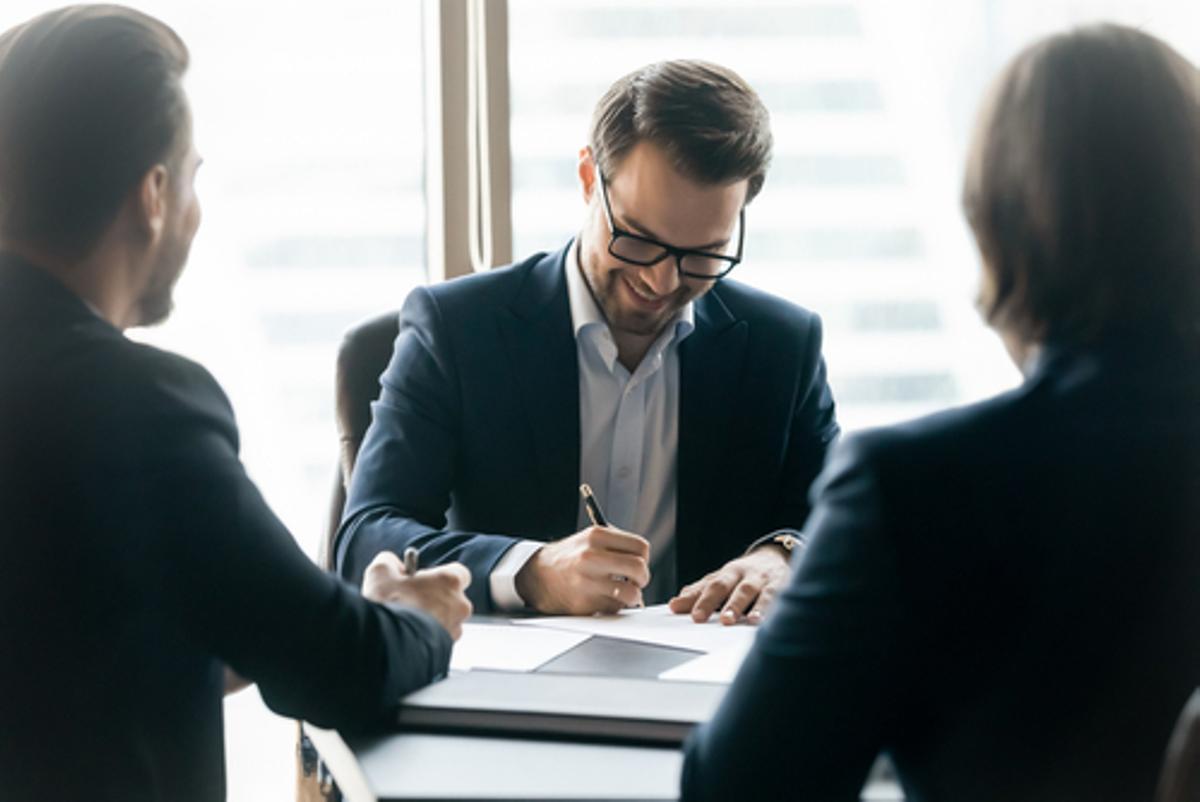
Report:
963,24,1200,346
589,59,773,202
0,4,189,259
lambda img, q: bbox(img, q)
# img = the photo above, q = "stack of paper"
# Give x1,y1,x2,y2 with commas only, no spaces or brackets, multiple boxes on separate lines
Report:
450,606,758,682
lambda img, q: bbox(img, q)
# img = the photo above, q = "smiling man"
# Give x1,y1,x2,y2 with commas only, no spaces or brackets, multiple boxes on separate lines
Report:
337,60,840,621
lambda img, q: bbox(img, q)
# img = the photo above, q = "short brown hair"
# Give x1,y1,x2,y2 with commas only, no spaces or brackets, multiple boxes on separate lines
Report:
963,24,1200,345
0,5,190,257
590,60,773,203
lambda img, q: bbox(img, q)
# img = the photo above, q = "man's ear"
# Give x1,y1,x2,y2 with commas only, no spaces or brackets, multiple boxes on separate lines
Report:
577,146,597,205
135,164,170,240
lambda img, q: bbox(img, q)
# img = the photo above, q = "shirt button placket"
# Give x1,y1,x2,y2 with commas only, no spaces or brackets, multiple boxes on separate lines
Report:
608,377,645,531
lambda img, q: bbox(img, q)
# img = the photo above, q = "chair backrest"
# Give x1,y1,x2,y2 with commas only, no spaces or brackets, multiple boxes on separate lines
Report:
1158,688,1200,802
318,311,401,570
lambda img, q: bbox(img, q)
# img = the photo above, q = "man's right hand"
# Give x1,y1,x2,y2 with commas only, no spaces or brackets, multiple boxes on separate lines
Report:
515,526,651,615
361,551,473,640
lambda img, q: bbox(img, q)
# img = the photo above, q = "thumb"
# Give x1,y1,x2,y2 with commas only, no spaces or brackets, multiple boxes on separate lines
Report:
366,550,404,578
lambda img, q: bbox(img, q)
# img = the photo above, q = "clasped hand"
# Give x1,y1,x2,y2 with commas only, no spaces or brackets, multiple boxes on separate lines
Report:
361,551,474,640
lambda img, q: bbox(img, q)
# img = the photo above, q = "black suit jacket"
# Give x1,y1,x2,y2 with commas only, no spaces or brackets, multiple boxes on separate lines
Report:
0,255,452,802
337,243,839,610
683,336,1200,801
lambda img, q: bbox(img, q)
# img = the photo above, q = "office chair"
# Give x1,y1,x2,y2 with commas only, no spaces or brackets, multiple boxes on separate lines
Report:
1158,688,1200,802
317,310,402,570
299,310,401,802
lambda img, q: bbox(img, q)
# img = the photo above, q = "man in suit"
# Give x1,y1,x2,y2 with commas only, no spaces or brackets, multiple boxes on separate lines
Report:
337,60,840,619
682,24,1200,801
0,8,471,801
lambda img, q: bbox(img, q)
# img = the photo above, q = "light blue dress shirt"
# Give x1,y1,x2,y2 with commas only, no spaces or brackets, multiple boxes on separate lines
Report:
489,243,695,609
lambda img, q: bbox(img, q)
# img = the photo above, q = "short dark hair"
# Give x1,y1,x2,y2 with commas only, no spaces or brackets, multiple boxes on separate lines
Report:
590,60,773,203
0,4,190,257
963,24,1200,345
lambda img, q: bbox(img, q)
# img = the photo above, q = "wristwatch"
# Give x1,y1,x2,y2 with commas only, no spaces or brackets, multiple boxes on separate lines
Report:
746,531,805,558
769,533,801,553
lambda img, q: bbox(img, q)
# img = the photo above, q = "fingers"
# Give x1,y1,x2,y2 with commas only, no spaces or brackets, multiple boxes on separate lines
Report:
431,564,474,641
580,548,651,588
718,578,762,626
365,550,404,579
594,576,643,610
413,567,473,641
424,562,472,591
563,575,642,614
363,554,474,639
690,570,740,623
667,578,706,613
444,596,473,640
362,551,405,601
584,526,651,559
746,584,778,626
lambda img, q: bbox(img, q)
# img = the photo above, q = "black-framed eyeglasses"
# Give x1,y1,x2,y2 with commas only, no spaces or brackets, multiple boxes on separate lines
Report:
597,171,744,281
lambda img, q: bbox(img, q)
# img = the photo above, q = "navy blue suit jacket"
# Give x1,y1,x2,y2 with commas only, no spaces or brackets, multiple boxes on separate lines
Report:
337,243,839,611
683,335,1200,802
0,256,451,802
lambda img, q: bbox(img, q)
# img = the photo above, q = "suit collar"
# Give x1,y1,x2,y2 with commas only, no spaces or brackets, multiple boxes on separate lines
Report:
497,242,581,534
506,242,573,322
694,283,739,333
495,242,753,542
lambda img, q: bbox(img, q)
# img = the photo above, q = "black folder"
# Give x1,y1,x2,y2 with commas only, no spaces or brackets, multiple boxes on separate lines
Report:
394,670,728,746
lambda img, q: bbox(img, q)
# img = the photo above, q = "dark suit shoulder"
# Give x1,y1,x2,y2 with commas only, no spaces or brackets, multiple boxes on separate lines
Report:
123,340,234,419
708,278,822,333
825,379,1041,497
849,381,1027,453
58,328,239,450
418,248,559,319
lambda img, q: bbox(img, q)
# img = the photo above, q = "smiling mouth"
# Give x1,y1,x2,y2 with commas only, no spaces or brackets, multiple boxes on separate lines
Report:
622,275,669,309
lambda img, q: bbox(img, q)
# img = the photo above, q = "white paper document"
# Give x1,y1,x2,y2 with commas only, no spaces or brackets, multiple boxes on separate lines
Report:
449,623,589,672
513,604,756,654
658,642,753,683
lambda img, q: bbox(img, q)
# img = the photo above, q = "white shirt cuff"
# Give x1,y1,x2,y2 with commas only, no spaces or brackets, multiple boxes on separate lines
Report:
489,539,544,611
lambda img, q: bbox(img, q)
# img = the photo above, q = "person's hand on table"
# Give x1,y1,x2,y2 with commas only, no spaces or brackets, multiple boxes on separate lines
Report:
668,544,791,626
362,551,473,640
515,526,650,614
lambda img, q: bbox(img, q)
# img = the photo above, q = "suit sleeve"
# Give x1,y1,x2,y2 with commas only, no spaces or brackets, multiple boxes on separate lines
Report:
139,357,451,731
764,312,839,542
335,286,520,613
682,435,904,801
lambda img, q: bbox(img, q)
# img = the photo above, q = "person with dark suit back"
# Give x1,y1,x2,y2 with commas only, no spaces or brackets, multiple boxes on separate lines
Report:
682,23,1200,802
0,7,472,801
337,60,840,620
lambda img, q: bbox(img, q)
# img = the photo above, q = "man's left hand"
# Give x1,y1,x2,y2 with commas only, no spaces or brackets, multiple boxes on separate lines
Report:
668,546,791,626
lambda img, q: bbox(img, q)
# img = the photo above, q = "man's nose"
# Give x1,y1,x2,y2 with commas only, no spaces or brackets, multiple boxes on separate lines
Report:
641,257,680,296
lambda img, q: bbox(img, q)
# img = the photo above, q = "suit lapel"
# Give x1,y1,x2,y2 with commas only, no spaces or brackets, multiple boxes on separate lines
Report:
677,288,749,567
496,244,581,535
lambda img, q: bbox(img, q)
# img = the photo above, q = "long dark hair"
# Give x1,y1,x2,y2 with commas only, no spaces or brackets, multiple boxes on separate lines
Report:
963,24,1200,345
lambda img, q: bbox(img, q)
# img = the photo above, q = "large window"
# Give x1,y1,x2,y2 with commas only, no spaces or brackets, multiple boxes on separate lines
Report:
509,0,1200,431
